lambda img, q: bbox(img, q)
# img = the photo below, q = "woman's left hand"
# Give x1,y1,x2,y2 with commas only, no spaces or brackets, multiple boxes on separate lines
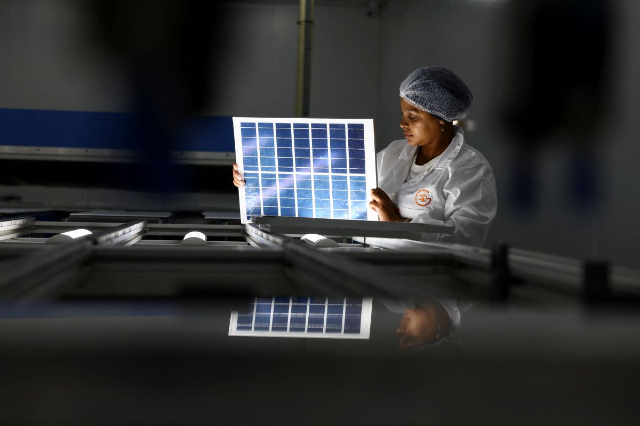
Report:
369,188,402,222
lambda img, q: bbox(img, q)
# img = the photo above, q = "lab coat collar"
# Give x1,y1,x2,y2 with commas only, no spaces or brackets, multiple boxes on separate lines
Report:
392,126,465,190
398,126,465,168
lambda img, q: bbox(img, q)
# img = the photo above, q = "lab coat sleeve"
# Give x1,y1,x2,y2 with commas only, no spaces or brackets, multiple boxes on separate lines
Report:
413,162,497,247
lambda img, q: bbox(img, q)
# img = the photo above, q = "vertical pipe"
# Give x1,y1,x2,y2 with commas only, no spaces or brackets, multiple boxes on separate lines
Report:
295,0,314,117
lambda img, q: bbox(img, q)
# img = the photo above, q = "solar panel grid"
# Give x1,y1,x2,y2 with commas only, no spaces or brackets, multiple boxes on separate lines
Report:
233,297,363,335
235,118,374,222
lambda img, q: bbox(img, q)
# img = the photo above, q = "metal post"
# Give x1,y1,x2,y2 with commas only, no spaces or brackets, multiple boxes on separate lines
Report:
583,261,610,305
295,0,314,117
490,242,511,304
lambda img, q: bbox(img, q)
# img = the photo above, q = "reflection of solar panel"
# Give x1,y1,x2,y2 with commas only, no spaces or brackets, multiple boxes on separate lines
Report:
229,297,372,339
233,118,377,223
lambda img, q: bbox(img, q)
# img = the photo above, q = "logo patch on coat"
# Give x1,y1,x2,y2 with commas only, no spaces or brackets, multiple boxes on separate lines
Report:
415,189,432,206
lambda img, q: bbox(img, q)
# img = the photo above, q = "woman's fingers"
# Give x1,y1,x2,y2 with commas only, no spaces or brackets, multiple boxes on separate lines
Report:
232,163,245,187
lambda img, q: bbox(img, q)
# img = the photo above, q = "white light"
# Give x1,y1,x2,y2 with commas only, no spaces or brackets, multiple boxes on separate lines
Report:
452,120,459,125
181,231,207,245
47,229,92,244
301,234,338,248
62,229,92,239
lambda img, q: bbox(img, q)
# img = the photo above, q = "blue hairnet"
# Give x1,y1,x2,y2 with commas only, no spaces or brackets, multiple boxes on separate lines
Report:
399,67,473,122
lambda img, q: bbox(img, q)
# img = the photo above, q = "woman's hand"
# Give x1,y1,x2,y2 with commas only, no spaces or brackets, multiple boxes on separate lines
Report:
369,188,403,222
232,163,245,187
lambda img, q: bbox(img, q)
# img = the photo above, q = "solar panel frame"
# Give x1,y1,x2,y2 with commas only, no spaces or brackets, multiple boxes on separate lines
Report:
233,117,377,224
228,297,373,339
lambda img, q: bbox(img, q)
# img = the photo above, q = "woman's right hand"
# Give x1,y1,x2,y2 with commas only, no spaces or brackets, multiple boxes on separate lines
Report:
232,163,245,187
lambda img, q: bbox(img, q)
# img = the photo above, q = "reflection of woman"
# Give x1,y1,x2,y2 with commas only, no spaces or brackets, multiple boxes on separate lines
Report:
383,299,464,350
370,67,497,246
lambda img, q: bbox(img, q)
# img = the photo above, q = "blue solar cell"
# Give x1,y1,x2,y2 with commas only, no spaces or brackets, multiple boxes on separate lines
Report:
332,168,348,174
312,149,329,159
278,175,294,188
277,147,293,157
261,157,276,167
276,138,292,148
245,196,260,207
260,148,275,157
296,158,311,168
244,156,258,166
329,123,345,129
296,167,311,173
242,137,257,147
334,200,348,210
350,175,366,181
276,123,291,129
331,149,346,159
313,159,329,169
348,140,365,150
245,186,259,196
348,123,364,130
332,190,348,200
313,178,329,189
293,123,309,129
258,122,272,128
351,210,367,220
294,129,309,138
298,208,313,217
311,129,327,138
331,159,348,170
330,129,346,139
279,167,293,173
296,176,312,188
315,199,330,209
278,158,293,167
348,129,365,139
295,148,310,158
241,128,256,137
241,122,256,128
350,190,366,201
330,140,346,149
242,147,257,157
244,165,259,172
331,178,348,190
274,297,290,306
294,138,310,148
258,127,274,137
263,207,278,216
281,207,295,217
247,207,262,216
315,189,330,200
312,139,328,148
263,197,278,207
350,180,366,191
350,159,365,169
280,197,295,207
262,177,276,187
237,313,253,325
280,189,295,199
260,138,274,147
333,210,349,219
311,123,326,129
350,201,367,211
349,149,365,159
298,198,312,208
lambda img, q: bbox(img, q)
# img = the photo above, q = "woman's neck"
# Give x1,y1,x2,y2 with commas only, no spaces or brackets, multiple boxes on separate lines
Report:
415,125,454,165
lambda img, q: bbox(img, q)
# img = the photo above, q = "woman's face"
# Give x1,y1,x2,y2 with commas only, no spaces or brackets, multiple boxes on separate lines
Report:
399,98,443,147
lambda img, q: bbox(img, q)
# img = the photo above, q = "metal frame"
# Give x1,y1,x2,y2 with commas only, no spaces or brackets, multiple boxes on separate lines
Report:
0,215,639,306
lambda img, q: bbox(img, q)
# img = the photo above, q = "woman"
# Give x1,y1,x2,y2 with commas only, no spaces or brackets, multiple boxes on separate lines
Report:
371,66,497,246
233,66,497,247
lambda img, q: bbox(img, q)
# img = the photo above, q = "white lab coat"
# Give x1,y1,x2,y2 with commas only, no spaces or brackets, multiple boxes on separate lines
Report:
377,126,497,247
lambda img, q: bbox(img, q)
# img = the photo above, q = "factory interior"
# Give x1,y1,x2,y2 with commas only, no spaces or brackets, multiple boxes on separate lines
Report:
1,0,640,425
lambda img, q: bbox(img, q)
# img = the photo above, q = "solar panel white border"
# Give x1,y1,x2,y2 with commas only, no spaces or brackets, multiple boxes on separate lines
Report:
228,297,373,339
233,117,377,224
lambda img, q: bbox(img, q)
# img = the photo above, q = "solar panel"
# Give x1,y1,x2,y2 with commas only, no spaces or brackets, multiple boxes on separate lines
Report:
228,297,372,339
233,118,377,223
